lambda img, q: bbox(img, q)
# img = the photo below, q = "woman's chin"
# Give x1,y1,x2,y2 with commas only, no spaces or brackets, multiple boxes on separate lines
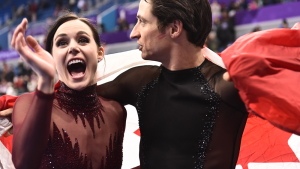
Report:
64,81,90,91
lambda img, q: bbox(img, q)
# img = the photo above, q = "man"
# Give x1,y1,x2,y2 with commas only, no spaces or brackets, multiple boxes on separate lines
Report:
97,0,248,168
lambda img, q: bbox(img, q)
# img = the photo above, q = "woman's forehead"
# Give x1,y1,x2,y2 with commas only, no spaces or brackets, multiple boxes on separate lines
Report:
54,20,93,38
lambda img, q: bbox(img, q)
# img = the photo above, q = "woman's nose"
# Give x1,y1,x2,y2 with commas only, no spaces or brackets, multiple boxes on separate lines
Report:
68,46,80,55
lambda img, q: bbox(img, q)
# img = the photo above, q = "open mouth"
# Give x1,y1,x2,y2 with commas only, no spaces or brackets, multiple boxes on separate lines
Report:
67,59,86,78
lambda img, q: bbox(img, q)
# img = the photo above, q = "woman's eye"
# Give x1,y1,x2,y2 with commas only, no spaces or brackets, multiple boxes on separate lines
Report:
56,40,67,47
78,37,89,44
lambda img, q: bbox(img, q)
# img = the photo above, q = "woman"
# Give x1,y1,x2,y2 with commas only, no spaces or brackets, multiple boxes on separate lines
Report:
11,13,126,169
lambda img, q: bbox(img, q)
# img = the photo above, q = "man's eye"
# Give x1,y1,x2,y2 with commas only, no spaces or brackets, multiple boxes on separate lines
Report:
78,37,89,43
56,40,68,47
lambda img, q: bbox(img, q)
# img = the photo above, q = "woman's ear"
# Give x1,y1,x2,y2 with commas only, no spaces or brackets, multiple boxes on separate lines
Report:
97,46,104,62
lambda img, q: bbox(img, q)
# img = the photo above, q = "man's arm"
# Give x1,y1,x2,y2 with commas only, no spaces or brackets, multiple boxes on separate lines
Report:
96,65,161,106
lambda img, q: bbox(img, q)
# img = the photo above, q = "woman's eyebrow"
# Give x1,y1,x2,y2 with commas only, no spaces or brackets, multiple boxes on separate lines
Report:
54,33,67,41
77,31,90,37
54,31,90,41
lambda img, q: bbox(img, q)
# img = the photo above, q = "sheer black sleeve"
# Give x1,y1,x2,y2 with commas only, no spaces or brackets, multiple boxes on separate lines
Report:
96,65,161,106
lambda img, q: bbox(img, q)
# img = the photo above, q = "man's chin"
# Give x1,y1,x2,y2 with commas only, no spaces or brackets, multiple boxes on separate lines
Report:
141,53,152,61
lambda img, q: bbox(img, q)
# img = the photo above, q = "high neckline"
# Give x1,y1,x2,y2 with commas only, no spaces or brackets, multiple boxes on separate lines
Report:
55,81,104,138
161,58,207,74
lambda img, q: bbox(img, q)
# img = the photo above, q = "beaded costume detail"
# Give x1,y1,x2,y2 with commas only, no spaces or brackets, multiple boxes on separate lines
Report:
100,132,124,169
136,76,160,168
55,81,104,137
40,123,123,169
40,123,91,169
192,65,221,169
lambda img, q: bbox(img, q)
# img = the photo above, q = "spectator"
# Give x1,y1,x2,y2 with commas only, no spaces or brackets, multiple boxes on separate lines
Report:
0,79,7,95
281,19,289,28
117,18,129,31
14,76,28,94
29,1,37,22
16,61,26,76
68,0,77,12
38,0,50,10
249,0,259,10
249,0,263,10
252,26,261,32
77,0,87,13
238,0,249,10
1,62,8,80
27,73,38,92
16,4,25,18
4,65,14,83
12,3,17,19
211,0,221,18
206,31,219,53
53,4,62,18
216,10,235,52
6,82,17,96
228,1,236,13
97,23,106,34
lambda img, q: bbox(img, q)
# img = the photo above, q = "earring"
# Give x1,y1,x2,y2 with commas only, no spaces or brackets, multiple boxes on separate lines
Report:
97,59,100,63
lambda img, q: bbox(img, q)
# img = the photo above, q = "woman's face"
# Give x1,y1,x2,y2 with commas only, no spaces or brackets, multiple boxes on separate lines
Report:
52,20,103,90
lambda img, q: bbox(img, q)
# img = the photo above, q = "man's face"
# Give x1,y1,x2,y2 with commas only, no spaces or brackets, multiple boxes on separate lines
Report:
130,0,170,61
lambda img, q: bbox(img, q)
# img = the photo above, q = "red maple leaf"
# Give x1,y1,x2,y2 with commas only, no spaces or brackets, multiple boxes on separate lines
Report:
237,115,299,169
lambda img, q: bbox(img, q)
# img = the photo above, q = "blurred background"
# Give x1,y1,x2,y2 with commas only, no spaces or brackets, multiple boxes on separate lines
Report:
0,0,299,96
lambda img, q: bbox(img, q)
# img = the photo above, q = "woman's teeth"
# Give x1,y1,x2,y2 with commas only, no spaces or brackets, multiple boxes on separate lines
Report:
68,59,84,65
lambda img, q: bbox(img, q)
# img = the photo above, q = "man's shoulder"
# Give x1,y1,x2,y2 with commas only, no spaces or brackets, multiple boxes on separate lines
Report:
128,65,160,72
120,65,161,80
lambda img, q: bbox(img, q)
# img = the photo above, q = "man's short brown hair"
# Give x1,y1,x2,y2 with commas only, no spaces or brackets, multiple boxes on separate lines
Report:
145,0,212,47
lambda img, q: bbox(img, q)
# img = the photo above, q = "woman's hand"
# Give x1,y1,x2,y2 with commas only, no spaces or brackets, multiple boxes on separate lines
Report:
11,18,55,94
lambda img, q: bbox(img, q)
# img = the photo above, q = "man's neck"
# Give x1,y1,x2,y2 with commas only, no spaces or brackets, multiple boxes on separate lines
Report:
161,43,205,71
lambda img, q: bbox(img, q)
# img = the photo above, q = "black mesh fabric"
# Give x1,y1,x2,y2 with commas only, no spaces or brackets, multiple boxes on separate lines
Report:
97,59,248,169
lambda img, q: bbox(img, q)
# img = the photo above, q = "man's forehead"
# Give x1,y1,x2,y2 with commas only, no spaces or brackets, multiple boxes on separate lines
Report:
137,0,152,16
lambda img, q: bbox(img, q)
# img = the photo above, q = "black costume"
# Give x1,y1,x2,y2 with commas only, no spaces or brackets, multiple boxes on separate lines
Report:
97,59,248,169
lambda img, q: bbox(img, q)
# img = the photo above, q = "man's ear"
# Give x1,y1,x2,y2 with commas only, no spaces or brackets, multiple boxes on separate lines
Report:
97,46,105,61
170,20,183,38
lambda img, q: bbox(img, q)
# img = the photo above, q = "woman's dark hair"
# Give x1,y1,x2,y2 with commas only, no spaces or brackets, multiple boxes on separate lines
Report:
45,12,101,54
145,0,212,48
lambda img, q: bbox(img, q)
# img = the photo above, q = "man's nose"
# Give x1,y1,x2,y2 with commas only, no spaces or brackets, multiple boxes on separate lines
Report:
130,24,140,39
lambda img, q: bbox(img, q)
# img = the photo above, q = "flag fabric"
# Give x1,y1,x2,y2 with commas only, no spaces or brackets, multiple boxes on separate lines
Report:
0,95,17,169
221,23,300,135
222,23,300,169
